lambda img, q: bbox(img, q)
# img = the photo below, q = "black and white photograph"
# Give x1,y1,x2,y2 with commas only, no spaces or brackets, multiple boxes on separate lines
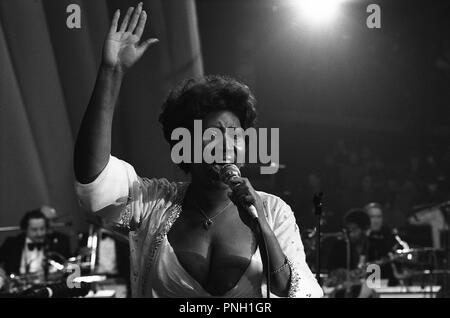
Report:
0,0,450,303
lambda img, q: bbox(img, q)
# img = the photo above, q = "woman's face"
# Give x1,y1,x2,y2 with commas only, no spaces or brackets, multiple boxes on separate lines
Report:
190,110,244,188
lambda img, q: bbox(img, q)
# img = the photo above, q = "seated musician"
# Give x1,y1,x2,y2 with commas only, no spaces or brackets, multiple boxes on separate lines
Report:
364,202,401,286
327,209,375,297
0,208,71,281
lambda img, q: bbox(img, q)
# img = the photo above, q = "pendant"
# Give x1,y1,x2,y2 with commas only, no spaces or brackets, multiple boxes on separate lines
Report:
203,219,213,230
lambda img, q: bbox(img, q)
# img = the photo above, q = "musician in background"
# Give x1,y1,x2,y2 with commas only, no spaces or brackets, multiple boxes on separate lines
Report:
328,209,370,272
40,205,72,254
327,209,375,297
364,202,400,286
0,208,71,278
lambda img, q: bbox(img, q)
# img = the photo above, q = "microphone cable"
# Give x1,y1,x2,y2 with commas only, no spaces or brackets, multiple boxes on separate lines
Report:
220,163,271,298
254,218,271,298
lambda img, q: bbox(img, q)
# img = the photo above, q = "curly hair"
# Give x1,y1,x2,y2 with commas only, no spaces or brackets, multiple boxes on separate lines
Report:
344,208,371,231
159,75,258,173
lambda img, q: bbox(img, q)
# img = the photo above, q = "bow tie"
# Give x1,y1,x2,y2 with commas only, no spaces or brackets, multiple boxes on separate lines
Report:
27,242,44,251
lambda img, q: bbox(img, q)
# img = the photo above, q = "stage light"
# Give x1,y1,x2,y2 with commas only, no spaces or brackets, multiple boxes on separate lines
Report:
289,0,346,25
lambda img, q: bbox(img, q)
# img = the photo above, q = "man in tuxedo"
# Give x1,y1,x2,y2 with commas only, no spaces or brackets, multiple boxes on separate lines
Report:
0,208,71,277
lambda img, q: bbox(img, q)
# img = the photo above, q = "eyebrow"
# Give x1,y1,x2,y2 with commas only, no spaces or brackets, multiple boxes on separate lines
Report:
207,125,240,130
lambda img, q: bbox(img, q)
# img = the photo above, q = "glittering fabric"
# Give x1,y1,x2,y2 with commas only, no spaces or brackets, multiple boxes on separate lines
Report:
75,155,323,298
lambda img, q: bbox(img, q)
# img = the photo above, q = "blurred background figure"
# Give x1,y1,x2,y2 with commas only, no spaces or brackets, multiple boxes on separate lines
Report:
0,208,71,278
366,202,384,233
364,202,401,286
326,209,375,298
328,209,371,272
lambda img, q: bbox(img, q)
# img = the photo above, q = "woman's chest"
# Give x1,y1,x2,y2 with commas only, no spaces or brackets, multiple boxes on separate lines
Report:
166,211,258,295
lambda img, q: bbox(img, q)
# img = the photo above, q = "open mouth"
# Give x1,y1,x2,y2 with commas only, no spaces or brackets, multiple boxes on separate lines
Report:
213,162,227,168
210,163,226,173
206,162,231,180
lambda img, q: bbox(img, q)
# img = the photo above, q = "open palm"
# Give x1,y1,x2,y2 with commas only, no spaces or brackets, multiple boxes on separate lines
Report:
103,3,158,71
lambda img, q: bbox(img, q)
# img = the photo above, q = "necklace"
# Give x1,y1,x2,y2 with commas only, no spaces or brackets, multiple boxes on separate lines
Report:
193,200,232,230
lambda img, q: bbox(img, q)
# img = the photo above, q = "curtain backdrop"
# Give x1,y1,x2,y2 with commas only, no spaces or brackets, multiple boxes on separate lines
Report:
0,0,203,244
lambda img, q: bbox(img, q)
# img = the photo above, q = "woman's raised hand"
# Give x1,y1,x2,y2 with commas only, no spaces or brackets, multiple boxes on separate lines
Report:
102,3,158,72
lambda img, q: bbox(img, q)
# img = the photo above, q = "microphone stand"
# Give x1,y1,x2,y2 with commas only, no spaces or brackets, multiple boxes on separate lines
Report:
313,192,324,286
343,229,351,298
440,203,450,297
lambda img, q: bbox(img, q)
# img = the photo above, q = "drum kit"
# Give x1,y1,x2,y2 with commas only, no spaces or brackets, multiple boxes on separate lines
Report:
5,259,76,296
0,214,126,297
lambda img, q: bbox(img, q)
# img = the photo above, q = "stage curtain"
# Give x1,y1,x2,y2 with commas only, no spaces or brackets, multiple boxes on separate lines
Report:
0,0,203,243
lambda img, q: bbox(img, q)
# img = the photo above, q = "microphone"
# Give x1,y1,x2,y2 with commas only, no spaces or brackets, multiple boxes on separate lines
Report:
220,164,259,220
220,164,271,298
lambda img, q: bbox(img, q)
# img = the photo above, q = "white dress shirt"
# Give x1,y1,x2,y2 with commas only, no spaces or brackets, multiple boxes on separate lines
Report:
20,237,45,274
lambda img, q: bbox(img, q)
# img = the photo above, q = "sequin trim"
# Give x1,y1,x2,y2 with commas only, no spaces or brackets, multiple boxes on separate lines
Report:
145,183,188,274
118,196,133,229
287,257,303,298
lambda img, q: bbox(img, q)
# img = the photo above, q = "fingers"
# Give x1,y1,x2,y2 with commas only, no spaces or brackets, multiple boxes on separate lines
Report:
229,180,256,206
134,10,147,39
119,7,134,33
232,191,255,206
229,177,251,191
228,176,245,187
229,192,251,206
127,2,143,33
138,38,159,53
109,9,120,34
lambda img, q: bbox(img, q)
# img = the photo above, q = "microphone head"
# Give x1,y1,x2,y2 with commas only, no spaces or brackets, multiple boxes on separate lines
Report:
219,164,241,185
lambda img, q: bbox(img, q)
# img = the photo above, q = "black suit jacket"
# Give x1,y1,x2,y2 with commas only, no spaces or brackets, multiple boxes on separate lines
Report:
0,232,71,275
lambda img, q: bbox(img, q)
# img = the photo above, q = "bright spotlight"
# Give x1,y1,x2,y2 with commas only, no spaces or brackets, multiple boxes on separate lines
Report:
291,0,345,25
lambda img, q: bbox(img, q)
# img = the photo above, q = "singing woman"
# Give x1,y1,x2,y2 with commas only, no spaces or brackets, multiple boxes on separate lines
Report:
74,3,322,298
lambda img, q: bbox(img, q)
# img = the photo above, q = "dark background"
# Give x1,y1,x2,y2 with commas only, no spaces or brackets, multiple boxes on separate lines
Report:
197,0,450,232
1,0,449,249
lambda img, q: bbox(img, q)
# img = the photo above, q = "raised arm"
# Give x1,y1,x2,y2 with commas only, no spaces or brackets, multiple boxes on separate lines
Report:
74,3,158,183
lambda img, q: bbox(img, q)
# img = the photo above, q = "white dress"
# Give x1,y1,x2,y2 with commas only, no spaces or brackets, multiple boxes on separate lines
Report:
75,155,323,298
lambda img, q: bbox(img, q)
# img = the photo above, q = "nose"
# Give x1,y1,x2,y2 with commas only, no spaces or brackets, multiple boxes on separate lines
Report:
223,134,235,163
215,133,236,163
